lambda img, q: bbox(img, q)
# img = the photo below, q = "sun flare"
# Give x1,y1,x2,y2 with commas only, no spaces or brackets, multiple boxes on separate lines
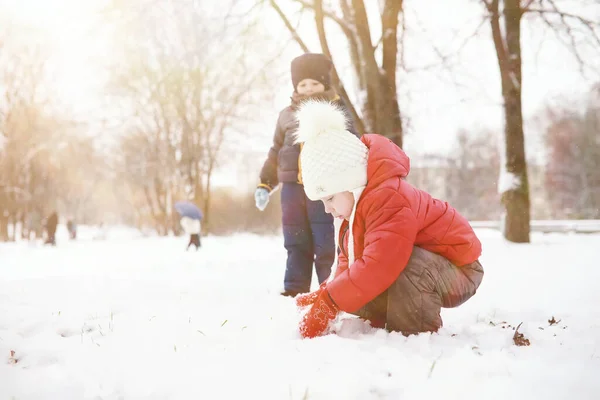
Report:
1,0,113,112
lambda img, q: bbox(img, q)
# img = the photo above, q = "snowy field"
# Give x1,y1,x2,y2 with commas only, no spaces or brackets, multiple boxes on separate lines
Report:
1,227,600,399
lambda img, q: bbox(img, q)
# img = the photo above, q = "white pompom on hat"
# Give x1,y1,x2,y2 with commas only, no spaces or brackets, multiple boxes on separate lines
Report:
294,100,368,201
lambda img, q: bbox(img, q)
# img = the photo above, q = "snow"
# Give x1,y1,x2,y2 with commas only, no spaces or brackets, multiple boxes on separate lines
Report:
1,228,600,399
498,169,521,194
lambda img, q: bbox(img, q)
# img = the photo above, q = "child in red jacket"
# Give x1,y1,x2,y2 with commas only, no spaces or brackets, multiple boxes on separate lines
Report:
293,100,484,338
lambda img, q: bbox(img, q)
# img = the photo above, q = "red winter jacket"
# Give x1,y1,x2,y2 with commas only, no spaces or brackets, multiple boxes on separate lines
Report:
327,134,482,313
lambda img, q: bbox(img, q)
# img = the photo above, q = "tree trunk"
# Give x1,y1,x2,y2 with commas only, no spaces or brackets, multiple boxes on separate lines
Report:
0,213,9,242
142,184,164,235
313,0,365,134
203,163,213,234
489,0,530,242
376,72,403,148
9,213,17,241
193,181,204,212
379,0,404,148
276,0,404,146
344,0,403,147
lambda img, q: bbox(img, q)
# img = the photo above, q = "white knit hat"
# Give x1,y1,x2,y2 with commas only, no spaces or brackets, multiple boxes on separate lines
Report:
294,100,368,201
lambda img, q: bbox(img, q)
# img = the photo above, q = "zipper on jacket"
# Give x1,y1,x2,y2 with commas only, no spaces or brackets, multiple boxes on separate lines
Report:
340,225,349,259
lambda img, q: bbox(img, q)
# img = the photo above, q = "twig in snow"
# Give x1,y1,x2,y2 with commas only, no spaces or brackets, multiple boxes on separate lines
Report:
548,316,561,326
8,350,18,364
428,353,443,378
221,320,228,327
302,387,309,400
513,322,531,346
428,359,437,378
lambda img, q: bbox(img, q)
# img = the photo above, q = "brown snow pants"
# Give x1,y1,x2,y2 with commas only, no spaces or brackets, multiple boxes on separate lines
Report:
353,247,484,336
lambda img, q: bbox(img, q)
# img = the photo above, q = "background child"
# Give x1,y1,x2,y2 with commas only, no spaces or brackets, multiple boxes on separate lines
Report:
293,101,484,338
44,211,58,246
255,53,358,297
180,216,201,251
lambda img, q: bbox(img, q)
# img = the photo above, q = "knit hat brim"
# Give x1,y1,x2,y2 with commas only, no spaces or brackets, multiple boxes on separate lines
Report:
291,53,333,91
295,100,368,201
303,163,367,201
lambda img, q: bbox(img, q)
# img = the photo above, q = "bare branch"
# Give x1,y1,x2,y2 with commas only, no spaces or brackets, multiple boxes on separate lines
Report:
311,0,365,134
381,0,403,81
521,0,536,11
406,12,489,75
526,6,600,49
269,0,310,52
487,0,510,79
398,5,406,69
313,0,333,59
351,0,377,56
294,0,354,37
294,0,363,81
534,7,586,75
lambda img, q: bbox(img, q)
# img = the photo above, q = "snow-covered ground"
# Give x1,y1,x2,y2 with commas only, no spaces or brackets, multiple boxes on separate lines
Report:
1,228,599,399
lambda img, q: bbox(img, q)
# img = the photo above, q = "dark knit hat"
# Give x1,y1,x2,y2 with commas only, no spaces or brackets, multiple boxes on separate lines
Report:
290,53,333,91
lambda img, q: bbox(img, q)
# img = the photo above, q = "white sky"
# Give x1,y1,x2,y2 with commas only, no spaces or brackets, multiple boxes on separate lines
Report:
1,0,599,189
0,0,110,106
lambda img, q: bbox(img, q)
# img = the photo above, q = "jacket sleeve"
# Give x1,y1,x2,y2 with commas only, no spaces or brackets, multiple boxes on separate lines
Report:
327,189,418,312
259,113,285,190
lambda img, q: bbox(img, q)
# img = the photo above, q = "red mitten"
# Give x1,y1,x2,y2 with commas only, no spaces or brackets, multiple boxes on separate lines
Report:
299,289,339,339
295,281,328,308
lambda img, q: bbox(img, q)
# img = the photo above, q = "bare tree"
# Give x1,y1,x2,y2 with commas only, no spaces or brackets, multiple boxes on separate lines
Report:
0,35,55,240
0,18,117,241
481,0,531,242
268,0,404,146
408,129,502,221
480,0,600,242
445,129,502,220
108,0,278,234
543,87,600,218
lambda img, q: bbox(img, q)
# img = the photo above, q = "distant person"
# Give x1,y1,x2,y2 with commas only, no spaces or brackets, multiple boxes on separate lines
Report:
44,211,58,245
180,216,201,251
67,219,77,240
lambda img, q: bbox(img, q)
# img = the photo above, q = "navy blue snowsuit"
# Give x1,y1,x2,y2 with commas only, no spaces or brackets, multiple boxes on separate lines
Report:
259,89,358,293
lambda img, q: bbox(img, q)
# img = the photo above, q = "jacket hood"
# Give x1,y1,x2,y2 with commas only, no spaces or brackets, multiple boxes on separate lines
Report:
361,134,410,191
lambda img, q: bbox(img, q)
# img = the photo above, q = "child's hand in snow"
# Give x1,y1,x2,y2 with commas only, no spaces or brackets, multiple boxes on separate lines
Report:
295,281,327,308
299,289,339,338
